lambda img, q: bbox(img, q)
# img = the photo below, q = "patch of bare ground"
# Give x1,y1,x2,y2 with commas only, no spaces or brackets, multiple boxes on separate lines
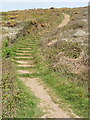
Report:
19,48,32,50
16,60,34,64
58,13,70,28
17,64,34,67
16,53,31,55
16,50,32,53
15,56,33,59
54,51,88,74
48,39,58,47
17,70,32,74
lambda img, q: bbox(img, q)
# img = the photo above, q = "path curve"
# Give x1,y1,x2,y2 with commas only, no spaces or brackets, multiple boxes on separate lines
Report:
48,13,70,46
58,13,70,28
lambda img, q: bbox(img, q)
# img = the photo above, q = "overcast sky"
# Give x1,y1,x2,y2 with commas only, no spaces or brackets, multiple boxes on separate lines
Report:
0,0,89,12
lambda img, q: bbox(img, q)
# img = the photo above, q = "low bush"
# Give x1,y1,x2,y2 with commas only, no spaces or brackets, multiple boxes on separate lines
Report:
6,20,17,27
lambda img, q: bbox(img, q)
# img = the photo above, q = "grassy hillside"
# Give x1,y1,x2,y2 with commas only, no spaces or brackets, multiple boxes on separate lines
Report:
1,7,88,118
2,31,43,118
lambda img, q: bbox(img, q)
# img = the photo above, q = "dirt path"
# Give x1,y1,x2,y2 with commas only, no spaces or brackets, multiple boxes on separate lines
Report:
58,13,70,28
48,13,70,46
20,77,70,118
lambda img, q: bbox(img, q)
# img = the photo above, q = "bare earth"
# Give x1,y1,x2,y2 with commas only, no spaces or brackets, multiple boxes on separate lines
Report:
58,13,70,28
15,13,79,118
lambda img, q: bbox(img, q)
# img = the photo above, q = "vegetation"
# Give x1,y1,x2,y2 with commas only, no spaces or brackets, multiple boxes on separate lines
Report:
20,34,88,117
2,57,42,118
1,6,88,118
2,26,42,118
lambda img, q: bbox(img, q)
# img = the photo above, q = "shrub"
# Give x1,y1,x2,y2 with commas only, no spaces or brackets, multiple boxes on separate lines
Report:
3,39,12,58
7,15,18,19
6,20,17,27
3,47,12,58
2,12,8,15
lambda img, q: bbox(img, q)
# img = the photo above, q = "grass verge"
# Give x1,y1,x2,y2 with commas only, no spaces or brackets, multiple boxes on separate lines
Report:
16,76,42,118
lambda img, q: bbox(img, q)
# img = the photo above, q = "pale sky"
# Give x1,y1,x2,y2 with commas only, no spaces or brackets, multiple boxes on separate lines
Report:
0,0,89,12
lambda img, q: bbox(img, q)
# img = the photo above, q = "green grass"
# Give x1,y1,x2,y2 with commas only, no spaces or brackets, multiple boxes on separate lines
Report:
15,54,32,57
2,58,18,118
17,72,40,78
2,34,43,118
16,77,42,118
17,48,32,51
16,66,37,70
14,57,34,61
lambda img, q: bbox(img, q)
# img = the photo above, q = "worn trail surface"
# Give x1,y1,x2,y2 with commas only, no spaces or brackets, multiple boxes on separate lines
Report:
20,77,70,118
58,13,70,28
15,13,71,118
48,13,70,46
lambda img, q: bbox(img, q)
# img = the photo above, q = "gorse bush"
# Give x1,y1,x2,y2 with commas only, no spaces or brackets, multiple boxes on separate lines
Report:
3,47,12,58
6,20,17,27
4,39,9,47
3,39,12,58
7,15,18,19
